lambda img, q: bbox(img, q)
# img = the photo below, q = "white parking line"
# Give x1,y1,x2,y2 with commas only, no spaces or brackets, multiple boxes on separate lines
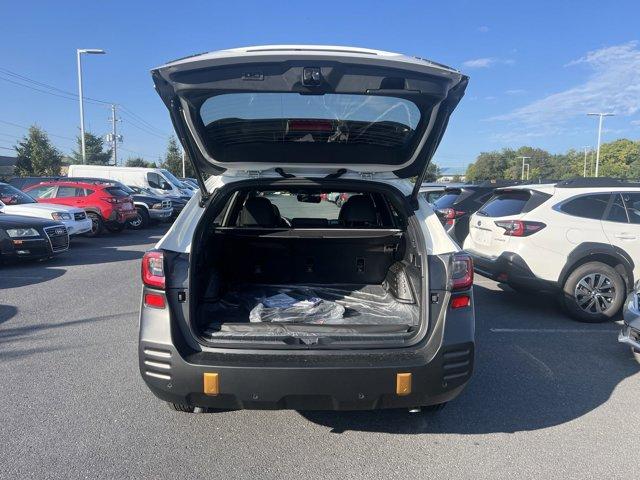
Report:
491,328,619,333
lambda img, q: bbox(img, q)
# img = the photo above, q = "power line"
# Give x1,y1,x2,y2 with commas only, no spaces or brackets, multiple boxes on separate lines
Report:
119,106,170,136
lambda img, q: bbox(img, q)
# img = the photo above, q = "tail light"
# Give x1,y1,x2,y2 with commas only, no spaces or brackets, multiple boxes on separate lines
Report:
451,253,474,291
101,197,119,204
495,220,546,237
438,208,465,226
142,250,165,289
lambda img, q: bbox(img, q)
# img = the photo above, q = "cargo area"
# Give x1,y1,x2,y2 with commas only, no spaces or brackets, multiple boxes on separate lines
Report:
189,187,425,344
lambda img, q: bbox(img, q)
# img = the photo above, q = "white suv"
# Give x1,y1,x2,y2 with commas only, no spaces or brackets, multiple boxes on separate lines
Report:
138,45,476,413
463,178,640,322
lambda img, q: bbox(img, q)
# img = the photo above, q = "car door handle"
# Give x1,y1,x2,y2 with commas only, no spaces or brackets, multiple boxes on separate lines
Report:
614,233,636,240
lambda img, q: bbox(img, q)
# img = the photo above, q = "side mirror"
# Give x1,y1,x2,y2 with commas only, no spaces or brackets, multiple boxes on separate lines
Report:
161,182,172,190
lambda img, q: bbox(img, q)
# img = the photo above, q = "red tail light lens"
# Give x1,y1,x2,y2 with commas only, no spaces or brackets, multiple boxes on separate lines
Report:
494,220,546,237
451,253,474,291
142,250,165,289
438,208,465,226
101,197,118,204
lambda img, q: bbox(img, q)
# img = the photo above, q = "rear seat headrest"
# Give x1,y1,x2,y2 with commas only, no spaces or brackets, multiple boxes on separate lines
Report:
239,197,280,227
338,195,377,226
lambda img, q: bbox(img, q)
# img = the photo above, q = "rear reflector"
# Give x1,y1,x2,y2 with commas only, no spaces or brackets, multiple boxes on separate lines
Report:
203,372,220,396
450,294,471,309
144,292,166,309
396,372,412,396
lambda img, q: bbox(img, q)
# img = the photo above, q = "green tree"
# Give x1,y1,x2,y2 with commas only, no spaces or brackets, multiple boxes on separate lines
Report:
598,139,640,178
125,157,154,168
14,125,62,176
72,132,112,165
161,136,196,178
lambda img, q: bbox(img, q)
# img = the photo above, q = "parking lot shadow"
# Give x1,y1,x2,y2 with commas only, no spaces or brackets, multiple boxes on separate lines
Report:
298,283,639,434
0,304,18,326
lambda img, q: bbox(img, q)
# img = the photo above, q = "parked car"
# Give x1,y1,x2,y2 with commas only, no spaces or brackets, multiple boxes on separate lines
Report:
0,213,69,262
0,182,92,236
67,164,194,200
619,284,640,353
463,178,640,322
127,185,186,220
55,177,173,229
139,45,474,413
432,180,519,245
24,180,137,236
180,177,199,189
419,182,464,205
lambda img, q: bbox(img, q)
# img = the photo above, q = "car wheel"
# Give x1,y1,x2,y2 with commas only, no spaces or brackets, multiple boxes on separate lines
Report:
105,222,126,233
168,402,195,413
85,213,103,237
128,208,149,230
561,262,625,323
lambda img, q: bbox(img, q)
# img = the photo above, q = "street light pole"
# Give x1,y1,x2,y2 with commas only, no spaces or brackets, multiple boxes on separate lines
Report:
517,156,531,180
77,48,106,163
587,113,614,178
583,146,590,177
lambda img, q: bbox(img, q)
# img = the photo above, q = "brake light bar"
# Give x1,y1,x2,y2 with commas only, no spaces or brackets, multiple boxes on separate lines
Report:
451,253,474,291
142,250,165,289
494,220,546,237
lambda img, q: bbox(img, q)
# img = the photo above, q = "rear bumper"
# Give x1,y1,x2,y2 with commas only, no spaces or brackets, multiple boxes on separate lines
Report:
139,290,475,411
149,208,173,220
468,250,557,290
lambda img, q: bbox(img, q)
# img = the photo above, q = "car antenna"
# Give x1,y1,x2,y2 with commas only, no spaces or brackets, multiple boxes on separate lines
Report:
324,169,347,179
275,168,295,178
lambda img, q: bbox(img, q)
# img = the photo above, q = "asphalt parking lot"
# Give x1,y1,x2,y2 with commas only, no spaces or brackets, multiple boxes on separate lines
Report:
1,226,639,479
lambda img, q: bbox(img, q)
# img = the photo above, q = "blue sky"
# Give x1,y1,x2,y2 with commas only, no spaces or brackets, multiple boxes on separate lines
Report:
1,0,639,174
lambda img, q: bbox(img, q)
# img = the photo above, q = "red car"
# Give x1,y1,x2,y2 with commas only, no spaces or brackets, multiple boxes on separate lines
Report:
24,180,137,236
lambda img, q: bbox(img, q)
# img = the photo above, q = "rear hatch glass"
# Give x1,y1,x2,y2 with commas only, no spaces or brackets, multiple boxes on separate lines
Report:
104,187,130,197
433,189,462,209
477,191,531,218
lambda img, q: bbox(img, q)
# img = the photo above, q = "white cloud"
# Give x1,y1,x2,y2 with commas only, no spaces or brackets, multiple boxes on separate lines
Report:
462,57,514,69
505,89,527,95
631,119,640,126
478,26,490,33
491,41,640,131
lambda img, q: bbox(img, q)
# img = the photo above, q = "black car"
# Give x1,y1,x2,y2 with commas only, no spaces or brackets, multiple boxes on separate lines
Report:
432,180,520,244
0,213,69,262
127,185,187,221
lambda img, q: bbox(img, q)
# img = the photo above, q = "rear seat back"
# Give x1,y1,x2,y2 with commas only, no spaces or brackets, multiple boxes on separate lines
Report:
215,230,403,284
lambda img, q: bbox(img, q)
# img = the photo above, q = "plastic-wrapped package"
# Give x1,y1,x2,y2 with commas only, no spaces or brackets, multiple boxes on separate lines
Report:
249,293,346,324
200,284,418,326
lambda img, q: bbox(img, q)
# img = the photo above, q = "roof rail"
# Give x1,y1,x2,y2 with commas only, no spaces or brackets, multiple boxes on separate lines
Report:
556,177,640,188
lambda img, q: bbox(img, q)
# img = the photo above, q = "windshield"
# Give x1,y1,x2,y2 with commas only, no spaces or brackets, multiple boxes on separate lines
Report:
160,169,186,189
0,184,37,205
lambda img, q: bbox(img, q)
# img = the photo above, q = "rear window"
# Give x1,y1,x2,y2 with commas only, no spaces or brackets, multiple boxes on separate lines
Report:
433,190,461,209
104,187,129,197
560,194,610,220
477,191,531,218
196,93,422,166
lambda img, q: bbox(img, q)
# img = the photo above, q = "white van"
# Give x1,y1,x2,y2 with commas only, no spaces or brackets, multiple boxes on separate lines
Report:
66,165,194,199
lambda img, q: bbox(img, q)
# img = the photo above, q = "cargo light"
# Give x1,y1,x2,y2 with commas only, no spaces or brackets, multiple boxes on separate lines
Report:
142,250,165,289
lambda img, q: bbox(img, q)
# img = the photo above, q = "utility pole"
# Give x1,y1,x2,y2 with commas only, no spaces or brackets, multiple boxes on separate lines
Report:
517,156,531,180
107,104,122,166
583,146,590,177
587,113,614,177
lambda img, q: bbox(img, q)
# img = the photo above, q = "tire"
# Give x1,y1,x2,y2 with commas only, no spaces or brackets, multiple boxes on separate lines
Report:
561,262,625,323
105,222,125,233
84,213,104,237
168,402,195,413
128,208,149,230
